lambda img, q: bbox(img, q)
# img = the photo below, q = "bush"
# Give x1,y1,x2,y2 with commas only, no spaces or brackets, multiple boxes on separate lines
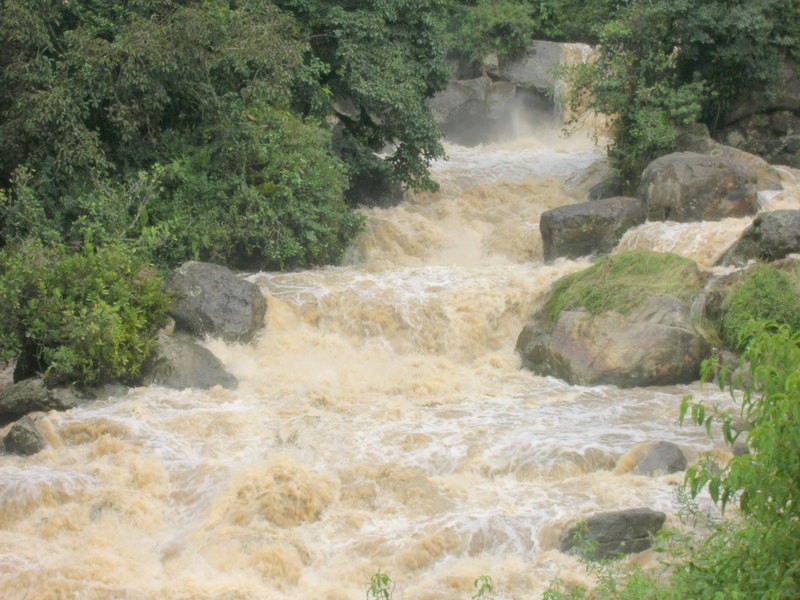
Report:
678,322,800,598
721,264,800,351
543,250,705,325
0,239,169,386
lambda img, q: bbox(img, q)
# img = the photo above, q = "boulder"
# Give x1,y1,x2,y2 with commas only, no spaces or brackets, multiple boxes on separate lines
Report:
587,175,624,201
615,441,688,476
490,40,592,96
3,416,46,456
639,152,758,222
164,262,266,343
0,378,127,424
560,508,666,560
517,295,709,388
540,196,645,262
718,210,800,266
0,379,60,423
675,124,783,191
148,333,237,391
427,76,551,144
720,111,800,169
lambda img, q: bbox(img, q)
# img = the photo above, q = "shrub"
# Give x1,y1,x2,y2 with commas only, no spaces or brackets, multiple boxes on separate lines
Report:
0,239,170,386
678,322,800,598
544,250,705,325
721,264,800,351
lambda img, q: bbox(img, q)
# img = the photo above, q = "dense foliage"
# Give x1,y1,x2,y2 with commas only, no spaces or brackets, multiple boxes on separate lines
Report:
565,0,800,187
277,0,451,195
0,0,371,270
678,322,800,598
0,239,169,386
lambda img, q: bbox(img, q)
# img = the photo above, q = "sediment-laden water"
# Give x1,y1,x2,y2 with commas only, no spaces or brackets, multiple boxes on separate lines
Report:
2,126,797,599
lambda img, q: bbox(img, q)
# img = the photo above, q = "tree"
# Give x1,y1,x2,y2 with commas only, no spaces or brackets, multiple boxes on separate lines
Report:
276,0,451,198
0,0,362,269
566,0,800,188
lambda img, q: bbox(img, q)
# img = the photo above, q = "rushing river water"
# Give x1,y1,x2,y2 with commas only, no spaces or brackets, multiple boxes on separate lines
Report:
2,124,799,599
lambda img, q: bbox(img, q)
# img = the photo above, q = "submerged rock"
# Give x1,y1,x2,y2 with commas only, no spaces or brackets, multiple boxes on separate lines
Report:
147,333,237,391
3,416,46,455
560,508,666,560
615,440,688,476
164,261,266,343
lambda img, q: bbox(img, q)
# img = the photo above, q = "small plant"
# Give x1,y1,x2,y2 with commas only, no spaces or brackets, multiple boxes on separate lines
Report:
367,570,394,600
0,238,169,385
472,575,496,600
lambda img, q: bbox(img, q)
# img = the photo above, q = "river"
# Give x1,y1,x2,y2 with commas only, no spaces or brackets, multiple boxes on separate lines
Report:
2,123,798,599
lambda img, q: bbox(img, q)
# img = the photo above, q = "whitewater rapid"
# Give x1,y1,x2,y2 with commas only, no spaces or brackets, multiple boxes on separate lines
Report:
3,129,797,599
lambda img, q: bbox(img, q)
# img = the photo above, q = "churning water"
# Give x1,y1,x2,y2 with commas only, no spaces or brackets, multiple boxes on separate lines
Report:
2,125,798,599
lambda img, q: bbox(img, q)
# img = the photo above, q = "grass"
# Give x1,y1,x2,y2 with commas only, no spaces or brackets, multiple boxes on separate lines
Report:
543,250,706,326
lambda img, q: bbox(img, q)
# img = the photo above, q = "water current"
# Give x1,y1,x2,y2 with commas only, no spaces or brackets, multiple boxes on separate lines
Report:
2,124,799,599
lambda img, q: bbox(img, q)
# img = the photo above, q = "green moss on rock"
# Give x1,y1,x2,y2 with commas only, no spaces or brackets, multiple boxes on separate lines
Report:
722,263,800,351
544,250,706,325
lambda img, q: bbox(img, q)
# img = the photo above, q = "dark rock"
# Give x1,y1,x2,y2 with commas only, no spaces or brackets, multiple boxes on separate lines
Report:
560,508,666,560
148,333,237,391
164,262,266,343
639,152,758,222
720,111,800,169
0,378,125,424
3,416,46,455
345,161,406,208
718,210,800,266
540,196,645,261
517,295,710,388
0,379,58,423
619,441,688,476
725,58,800,124
587,175,624,200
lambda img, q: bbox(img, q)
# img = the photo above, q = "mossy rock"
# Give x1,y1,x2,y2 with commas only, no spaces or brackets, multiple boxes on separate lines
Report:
722,262,800,350
544,250,707,325
518,250,710,387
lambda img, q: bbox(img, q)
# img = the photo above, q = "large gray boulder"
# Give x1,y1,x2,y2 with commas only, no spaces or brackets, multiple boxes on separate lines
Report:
148,333,237,391
3,416,46,455
718,210,800,266
540,197,645,262
164,262,266,343
498,41,589,94
639,152,758,222
560,508,666,560
427,76,549,145
517,295,709,388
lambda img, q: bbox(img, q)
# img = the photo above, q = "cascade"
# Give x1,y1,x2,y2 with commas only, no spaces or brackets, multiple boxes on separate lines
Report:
3,119,798,599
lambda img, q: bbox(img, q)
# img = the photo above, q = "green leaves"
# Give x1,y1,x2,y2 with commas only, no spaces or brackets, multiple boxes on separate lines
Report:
563,0,797,187
677,321,800,598
0,239,169,386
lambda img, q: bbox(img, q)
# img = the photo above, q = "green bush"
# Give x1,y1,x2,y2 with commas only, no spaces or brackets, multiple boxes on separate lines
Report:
564,0,799,188
544,250,705,325
0,239,170,386
678,322,800,598
721,264,800,351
